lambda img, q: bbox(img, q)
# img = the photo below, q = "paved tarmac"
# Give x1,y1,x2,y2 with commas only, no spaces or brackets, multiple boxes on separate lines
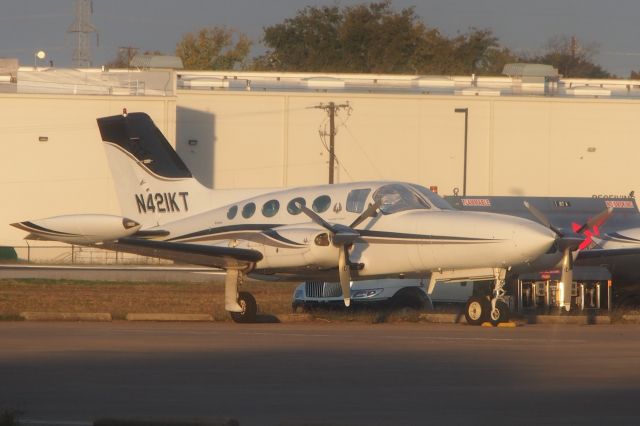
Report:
0,264,225,283
2,322,640,426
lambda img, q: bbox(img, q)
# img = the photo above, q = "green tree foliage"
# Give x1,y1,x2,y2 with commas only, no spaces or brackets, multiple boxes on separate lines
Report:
255,1,515,75
526,35,612,78
176,27,251,70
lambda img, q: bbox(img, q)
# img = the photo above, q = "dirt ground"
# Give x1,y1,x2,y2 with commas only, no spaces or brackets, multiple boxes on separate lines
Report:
0,279,300,320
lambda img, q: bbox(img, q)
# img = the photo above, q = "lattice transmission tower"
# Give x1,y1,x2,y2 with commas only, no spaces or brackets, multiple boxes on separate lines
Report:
67,0,97,68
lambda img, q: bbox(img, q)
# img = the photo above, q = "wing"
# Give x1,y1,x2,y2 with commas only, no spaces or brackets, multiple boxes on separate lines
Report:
576,247,640,261
100,238,263,269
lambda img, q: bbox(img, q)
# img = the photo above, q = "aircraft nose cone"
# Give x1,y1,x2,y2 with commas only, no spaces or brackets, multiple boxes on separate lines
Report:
511,217,557,261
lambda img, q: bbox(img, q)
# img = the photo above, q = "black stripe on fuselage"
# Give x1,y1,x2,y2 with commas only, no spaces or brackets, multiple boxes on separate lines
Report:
167,224,497,247
168,224,280,242
357,229,498,243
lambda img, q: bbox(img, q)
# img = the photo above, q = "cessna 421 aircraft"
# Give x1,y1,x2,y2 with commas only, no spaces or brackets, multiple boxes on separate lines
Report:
13,111,578,323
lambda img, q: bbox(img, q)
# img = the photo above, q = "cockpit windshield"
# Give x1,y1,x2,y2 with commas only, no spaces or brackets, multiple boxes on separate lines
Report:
373,183,431,214
409,184,454,210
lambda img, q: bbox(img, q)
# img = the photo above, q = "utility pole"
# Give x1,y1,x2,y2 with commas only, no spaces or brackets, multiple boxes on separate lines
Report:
314,101,350,184
118,46,139,68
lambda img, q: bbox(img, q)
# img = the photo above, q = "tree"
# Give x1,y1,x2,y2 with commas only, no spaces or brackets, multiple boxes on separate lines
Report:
105,47,139,68
449,28,517,75
256,1,439,73
527,35,612,78
256,1,517,76
176,27,251,70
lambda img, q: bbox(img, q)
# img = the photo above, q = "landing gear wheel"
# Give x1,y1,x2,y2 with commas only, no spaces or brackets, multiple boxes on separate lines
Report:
465,296,489,326
229,291,257,323
489,300,510,326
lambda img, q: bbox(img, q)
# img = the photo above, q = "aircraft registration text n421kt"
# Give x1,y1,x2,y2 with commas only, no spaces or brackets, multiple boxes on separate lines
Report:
135,192,189,213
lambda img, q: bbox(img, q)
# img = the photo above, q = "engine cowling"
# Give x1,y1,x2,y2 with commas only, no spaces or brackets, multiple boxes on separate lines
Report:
253,224,340,270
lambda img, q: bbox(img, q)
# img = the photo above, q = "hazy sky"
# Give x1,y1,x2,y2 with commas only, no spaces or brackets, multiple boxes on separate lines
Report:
3,0,640,77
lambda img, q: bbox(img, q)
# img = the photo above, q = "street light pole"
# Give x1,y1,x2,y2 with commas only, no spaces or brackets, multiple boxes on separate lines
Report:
454,108,469,196
34,50,46,70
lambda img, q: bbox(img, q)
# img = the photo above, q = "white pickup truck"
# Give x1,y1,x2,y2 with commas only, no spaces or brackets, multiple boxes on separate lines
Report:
292,278,474,311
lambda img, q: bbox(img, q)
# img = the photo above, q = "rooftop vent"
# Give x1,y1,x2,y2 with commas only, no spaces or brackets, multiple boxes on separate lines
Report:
178,76,229,89
130,55,184,69
502,63,559,79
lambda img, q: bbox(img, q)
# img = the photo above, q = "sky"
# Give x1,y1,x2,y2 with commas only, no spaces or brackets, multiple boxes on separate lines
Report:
2,0,640,77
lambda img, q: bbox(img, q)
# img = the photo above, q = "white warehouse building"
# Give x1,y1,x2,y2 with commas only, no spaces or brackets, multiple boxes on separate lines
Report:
1,63,639,260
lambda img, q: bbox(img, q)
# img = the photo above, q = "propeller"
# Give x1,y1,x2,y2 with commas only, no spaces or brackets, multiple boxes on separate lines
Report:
298,201,380,307
524,201,613,312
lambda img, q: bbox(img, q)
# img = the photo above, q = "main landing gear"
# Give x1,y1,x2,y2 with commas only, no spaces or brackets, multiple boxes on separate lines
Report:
225,268,258,323
463,268,510,326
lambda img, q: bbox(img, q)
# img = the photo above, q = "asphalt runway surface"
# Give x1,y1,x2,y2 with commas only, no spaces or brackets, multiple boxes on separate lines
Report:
2,322,640,426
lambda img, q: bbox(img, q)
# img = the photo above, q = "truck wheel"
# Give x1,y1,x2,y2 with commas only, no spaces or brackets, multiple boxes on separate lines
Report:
390,288,429,310
229,291,257,323
489,300,510,326
465,296,489,325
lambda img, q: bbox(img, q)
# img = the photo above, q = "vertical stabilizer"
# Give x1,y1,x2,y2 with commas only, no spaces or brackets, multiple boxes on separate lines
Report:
97,112,211,228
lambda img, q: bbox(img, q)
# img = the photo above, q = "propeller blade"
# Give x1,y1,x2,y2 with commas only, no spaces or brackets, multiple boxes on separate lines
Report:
338,245,351,307
349,200,382,228
574,207,614,234
559,247,573,312
298,202,360,245
298,203,336,233
523,201,564,237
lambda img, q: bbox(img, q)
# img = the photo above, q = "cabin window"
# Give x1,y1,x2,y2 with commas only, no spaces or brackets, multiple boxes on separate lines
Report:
287,197,306,215
262,199,280,217
346,188,371,213
227,205,238,220
242,202,256,219
312,195,332,213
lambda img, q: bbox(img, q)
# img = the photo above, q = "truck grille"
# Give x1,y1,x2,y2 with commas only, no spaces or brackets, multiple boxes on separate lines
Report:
305,281,343,298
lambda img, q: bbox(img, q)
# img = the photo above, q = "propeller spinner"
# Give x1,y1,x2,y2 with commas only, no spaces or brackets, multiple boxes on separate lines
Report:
298,201,380,307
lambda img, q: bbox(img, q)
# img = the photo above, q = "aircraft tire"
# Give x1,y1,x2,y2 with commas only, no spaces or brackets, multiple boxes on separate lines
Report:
464,296,489,326
229,291,257,323
489,300,510,326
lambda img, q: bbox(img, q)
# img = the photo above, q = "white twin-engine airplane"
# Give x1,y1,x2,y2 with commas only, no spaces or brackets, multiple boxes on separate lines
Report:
14,111,570,323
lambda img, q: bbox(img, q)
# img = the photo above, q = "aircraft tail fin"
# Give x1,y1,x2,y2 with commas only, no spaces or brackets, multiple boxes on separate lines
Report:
97,112,211,228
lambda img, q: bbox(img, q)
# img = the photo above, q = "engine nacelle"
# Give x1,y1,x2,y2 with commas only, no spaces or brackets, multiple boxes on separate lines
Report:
253,225,339,270
12,214,141,244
